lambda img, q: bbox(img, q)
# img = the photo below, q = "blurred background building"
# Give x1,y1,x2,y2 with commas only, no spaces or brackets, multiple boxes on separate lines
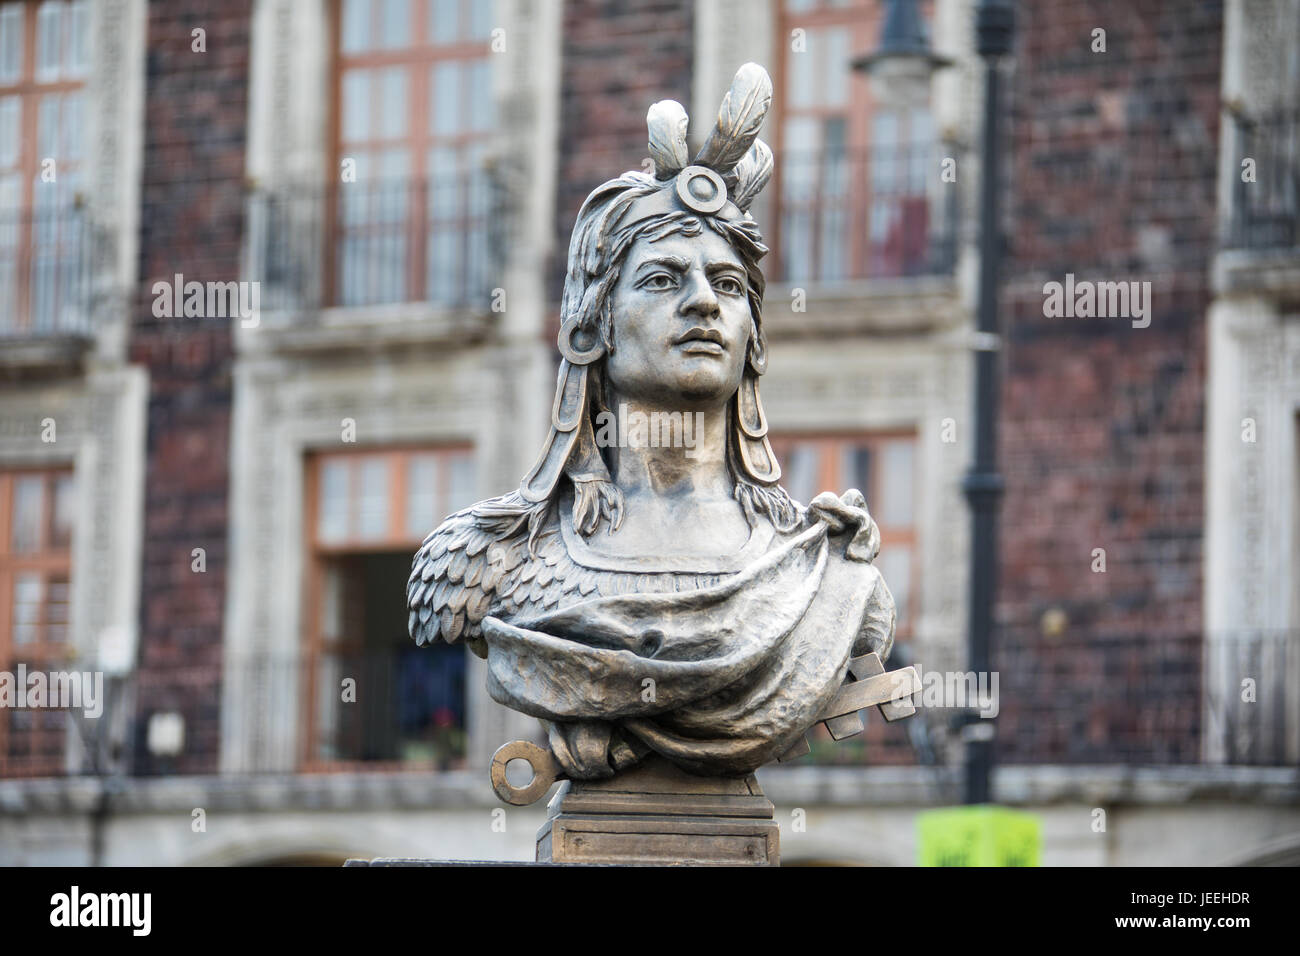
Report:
0,0,1297,865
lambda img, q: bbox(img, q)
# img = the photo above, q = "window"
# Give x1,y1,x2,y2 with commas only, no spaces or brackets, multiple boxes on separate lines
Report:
772,432,917,633
0,0,89,334
773,0,937,282
1222,1,1300,251
303,446,476,770
331,0,495,307
1227,106,1300,250
0,467,74,777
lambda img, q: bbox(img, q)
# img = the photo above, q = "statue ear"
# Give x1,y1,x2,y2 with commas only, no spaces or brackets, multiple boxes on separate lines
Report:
747,322,768,375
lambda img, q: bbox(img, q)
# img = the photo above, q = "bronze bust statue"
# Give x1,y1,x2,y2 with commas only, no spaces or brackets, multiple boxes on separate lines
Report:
408,64,909,802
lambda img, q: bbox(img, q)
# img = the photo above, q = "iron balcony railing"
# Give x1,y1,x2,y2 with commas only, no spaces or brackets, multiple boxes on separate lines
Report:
1227,108,1300,251
0,200,100,339
4,631,1298,780
994,630,1299,767
773,144,959,284
0,646,471,780
246,173,505,315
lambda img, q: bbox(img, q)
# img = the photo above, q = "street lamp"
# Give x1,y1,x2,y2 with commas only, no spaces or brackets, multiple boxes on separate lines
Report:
853,0,956,277
960,0,1014,806
855,0,1016,807
852,0,952,109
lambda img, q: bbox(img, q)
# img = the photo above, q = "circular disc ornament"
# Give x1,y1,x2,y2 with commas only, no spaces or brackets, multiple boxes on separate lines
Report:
676,165,728,215
490,739,563,805
558,316,605,365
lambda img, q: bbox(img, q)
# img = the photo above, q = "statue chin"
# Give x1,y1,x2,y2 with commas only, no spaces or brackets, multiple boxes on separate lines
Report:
604,357,746,410
673,371,745,407
613,382,734,412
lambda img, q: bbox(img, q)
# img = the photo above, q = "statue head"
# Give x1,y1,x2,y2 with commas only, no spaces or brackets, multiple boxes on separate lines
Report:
518,64,795,536
604,221,756,411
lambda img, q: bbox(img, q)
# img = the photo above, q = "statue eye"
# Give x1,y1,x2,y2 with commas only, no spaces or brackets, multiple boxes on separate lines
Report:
712,275,744,296
640,272,678,291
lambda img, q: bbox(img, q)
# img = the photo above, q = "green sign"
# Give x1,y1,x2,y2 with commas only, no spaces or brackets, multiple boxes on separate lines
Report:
918,806,1042,867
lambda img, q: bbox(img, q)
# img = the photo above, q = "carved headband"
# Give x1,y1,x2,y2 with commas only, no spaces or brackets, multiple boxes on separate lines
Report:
617,165,743,226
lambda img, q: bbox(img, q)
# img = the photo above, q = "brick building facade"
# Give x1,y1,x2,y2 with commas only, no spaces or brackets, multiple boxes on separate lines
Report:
995,1,1222,764
0,0,1297,866
130,0,252,774
555,0,695,294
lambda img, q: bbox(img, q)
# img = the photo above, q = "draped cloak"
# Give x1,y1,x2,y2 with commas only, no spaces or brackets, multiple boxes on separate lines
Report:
479,518,893,778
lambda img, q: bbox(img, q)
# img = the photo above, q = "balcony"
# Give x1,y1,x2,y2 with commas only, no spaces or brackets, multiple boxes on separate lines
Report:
1226,108,1300,252
761,144,960,339
1216,108,1300,295
0,646,471,780
2,631,1294,782
994,630,1299,767
773,145,958,285
243,174,505,351
0,201,102,370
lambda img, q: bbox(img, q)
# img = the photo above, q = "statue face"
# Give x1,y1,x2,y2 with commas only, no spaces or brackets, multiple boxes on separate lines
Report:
605,229,753,409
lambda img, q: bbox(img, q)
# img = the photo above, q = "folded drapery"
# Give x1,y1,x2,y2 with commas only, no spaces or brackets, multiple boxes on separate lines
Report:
480,517,892,778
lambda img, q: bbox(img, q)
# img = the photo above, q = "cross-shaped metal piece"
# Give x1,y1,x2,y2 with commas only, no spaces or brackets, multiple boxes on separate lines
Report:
777,652,920,762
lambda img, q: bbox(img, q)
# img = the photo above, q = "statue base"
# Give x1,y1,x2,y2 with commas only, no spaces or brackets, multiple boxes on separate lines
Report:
535,756,779,866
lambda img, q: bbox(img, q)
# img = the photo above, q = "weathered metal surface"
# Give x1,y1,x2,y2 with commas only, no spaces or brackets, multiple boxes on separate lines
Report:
821,657,921,721
490,739,563,806
406,64,922,857
779,651,921,759
536,757,779,866
851,650,918,721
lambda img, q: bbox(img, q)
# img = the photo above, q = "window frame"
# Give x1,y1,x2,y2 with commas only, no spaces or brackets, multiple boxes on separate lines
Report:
0,0,88,333
769,428,919,634
0,464,75,777
770,0,936,283
326,0,494,307
299,443,474,772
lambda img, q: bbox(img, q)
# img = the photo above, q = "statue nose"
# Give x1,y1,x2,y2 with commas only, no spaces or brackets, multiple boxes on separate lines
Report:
679,269,720,319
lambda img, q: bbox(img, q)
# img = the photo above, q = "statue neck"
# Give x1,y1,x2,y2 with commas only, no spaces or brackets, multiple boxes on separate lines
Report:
600,396,733,501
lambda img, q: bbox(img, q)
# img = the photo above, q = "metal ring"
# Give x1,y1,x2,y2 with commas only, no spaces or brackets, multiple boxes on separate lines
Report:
558,317,605,365
675,165,728,215
489,740,561,806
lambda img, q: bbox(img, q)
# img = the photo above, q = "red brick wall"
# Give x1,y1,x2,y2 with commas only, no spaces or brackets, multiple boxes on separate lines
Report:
552,0,694,304
129,0,252,773
994,1,1221,763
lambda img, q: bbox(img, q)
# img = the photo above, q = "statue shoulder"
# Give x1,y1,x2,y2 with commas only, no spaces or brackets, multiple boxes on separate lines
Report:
406,492,544,654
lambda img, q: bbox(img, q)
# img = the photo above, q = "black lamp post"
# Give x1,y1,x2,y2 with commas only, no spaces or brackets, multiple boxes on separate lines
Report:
960,0,1014,806
856,0,1015,806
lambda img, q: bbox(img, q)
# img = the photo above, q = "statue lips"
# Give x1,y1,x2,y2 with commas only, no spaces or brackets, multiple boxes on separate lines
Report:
674,326,726,356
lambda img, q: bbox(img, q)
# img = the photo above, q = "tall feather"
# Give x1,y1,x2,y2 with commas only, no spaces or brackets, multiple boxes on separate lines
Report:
647,100,690,180
732,138,773,211
694,63,773,175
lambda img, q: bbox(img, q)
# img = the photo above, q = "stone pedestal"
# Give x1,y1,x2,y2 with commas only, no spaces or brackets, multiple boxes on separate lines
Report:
535,756,780,866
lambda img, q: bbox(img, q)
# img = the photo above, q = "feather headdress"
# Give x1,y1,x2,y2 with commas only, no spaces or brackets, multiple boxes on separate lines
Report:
691,61,772,190
635,62,775,221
